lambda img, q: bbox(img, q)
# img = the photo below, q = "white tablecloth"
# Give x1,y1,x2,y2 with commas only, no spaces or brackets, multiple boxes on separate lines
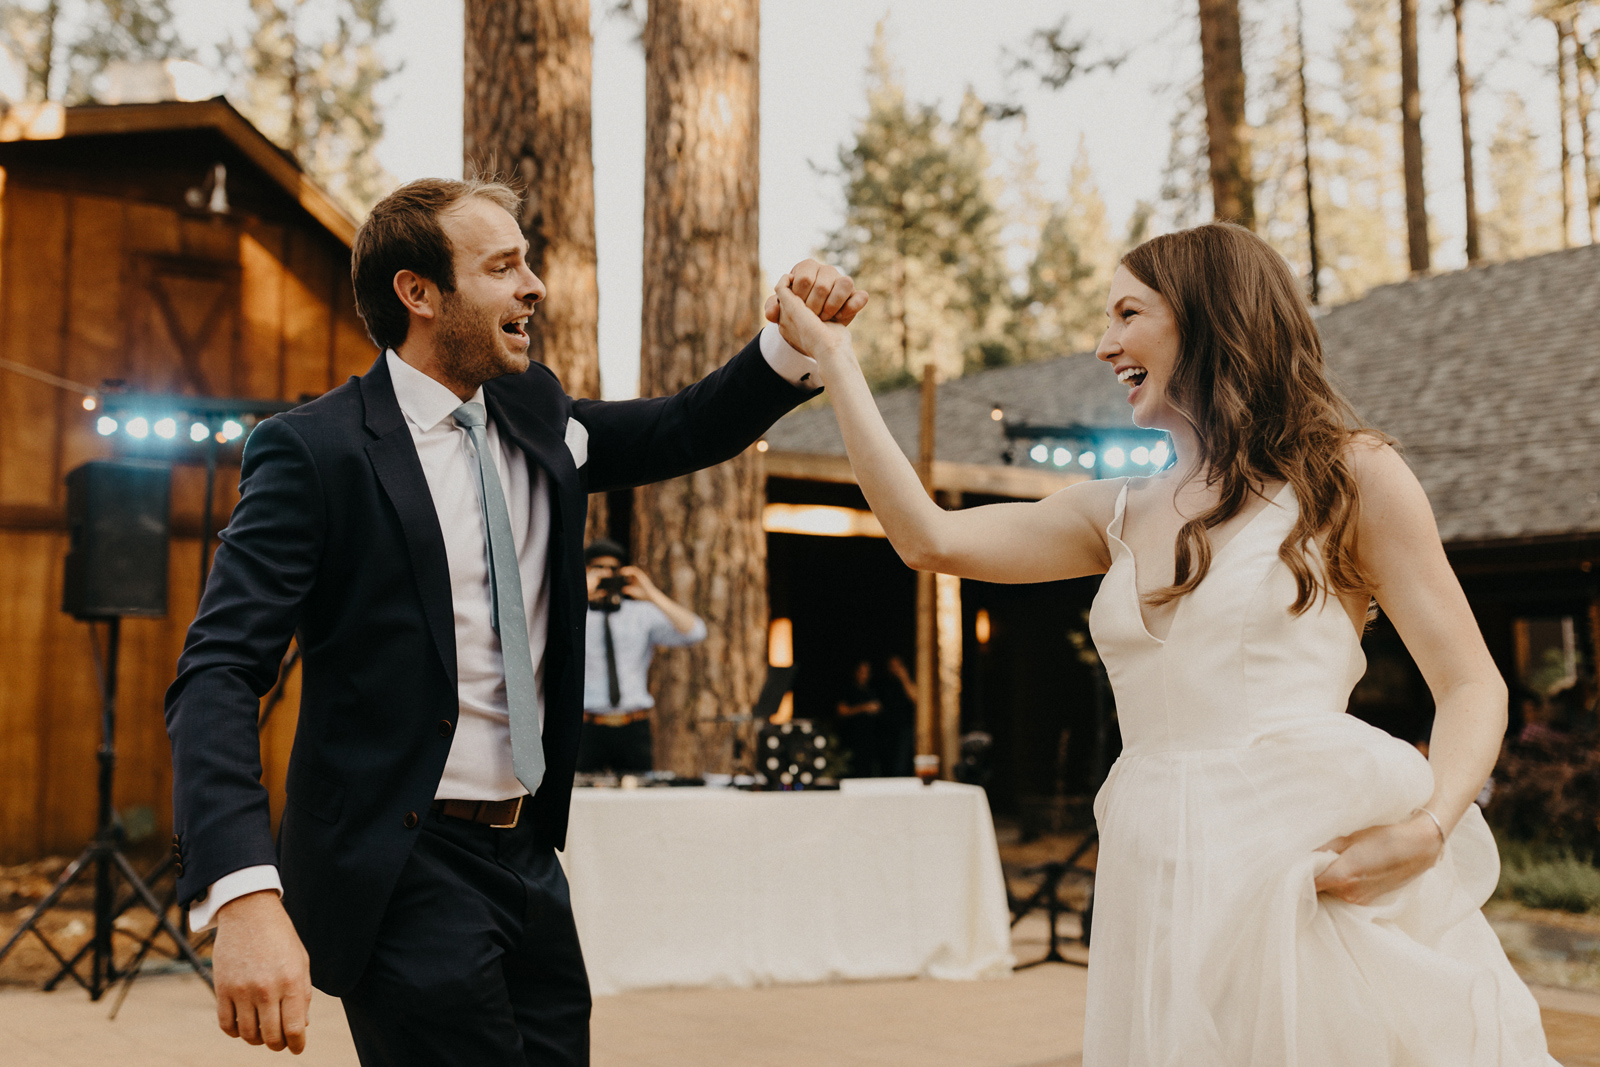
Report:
559,779,1015,995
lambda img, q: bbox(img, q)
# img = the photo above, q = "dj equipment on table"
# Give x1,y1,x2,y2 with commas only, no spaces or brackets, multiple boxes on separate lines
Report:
754,720,838,791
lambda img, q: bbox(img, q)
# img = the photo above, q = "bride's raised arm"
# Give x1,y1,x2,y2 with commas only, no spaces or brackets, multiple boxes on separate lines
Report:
770,279,1119,585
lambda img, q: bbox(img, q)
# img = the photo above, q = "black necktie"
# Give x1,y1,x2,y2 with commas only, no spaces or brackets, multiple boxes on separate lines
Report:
604,612,622,709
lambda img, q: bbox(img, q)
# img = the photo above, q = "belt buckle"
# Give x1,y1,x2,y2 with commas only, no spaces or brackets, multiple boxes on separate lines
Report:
490,795,523,830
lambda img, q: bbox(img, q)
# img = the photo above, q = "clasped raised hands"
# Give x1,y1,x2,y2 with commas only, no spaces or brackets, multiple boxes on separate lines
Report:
764,259,868,369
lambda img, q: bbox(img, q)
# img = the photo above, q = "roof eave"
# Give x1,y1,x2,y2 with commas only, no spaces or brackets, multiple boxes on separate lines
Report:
0,98,358,247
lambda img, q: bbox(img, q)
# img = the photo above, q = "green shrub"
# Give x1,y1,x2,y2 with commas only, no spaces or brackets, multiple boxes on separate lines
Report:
1486,734,1600,856
1496,841,1600,913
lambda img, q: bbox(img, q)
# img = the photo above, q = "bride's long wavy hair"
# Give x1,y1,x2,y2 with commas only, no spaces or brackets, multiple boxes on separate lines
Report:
1120,222,1384,614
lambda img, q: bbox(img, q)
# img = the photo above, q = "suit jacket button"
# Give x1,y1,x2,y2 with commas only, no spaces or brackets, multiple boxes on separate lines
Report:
174,861,184,876
437,719,452,737
403,811,419,829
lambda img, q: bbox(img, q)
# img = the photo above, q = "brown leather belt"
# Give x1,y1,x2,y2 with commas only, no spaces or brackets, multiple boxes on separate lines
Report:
584,709,651,727
431,796,525,829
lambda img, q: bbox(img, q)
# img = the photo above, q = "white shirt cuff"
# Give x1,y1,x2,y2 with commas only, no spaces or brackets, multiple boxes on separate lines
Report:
188,864,283,933
759,323,820,390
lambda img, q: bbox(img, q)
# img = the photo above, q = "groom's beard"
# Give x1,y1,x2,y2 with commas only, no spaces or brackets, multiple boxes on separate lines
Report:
436,289,528,388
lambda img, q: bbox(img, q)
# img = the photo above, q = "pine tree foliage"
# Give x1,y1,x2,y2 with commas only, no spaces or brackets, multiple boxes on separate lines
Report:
0,0,189,104
824,22,1009,389
1247,16,1316,288
1244,0,1568,292
1308,0,1410,302
1012,136,1114,360
1158,77,1213,230
231,0,397,217
1482,90,1563,259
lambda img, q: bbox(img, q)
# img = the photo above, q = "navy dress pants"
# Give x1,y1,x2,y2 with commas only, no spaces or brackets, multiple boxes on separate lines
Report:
340,808,591,1067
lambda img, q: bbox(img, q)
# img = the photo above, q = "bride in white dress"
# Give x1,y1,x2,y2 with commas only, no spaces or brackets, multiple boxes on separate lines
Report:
768,222,1556,1065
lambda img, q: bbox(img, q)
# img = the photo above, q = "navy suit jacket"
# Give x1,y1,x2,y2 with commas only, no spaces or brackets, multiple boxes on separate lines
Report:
165,335,812,994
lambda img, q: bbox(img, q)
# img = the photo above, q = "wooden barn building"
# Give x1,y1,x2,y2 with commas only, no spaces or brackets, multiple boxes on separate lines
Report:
0,98,369,862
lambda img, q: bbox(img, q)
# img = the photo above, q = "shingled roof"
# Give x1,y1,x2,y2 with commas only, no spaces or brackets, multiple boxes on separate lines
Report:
765,242,1600,547
1319,244,1600,546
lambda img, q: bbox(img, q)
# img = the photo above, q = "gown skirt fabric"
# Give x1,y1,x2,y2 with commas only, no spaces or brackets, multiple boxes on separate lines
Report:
1084,480,1556,1066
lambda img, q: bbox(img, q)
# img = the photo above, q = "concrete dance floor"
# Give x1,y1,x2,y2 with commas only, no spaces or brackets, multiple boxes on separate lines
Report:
0,965,1083,1067
0,916,1596,1067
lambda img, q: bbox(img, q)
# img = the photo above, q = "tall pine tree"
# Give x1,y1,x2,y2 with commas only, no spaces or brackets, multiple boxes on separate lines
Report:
1482,90,1561,260
0,0,189,104
233,0,396,216
1011,136,1113,360
633,0,765,776
1315,0,1410,302
824,21,1008,388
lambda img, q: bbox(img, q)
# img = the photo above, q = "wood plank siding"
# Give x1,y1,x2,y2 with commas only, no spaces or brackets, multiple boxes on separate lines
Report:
0,171,370,862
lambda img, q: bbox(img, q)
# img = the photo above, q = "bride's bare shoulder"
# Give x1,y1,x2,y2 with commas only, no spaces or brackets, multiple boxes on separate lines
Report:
1034,476,1153,567
1340,432,1437,534
1045,474,1133,528
1342,433,1416,491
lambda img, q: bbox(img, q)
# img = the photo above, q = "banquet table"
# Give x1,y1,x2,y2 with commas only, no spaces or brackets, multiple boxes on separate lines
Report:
559,779,1015,995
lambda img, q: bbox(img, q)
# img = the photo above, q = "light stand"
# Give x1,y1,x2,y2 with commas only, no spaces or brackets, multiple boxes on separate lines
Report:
1009,829,1098,969
0,619,212,999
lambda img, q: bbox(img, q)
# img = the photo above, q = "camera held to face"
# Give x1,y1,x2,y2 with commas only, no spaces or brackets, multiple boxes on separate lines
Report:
591,569,627,612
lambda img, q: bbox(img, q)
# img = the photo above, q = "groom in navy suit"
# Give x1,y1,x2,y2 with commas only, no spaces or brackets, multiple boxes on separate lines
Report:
165,177,867,1065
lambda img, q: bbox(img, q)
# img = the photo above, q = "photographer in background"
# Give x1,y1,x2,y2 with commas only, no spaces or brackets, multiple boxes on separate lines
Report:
577,539,706,773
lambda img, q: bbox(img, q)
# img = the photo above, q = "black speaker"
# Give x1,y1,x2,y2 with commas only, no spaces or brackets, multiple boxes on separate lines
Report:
62,461,171,619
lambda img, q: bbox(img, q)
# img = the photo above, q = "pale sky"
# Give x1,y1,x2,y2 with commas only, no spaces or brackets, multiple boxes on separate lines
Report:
172,0,1564,399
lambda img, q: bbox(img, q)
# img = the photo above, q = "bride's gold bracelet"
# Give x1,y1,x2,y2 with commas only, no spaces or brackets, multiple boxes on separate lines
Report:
1413,807,1446,846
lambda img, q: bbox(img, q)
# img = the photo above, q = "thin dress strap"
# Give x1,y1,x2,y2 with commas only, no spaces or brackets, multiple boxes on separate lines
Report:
1107,477,1133,541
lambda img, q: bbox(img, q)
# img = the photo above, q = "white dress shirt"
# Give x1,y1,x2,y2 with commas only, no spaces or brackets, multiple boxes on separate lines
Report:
391,350,552,803
190,324,818,930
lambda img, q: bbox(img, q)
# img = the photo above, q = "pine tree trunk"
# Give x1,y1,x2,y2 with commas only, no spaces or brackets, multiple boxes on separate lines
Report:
1295,0,1320,302
1557,18,1575,249
1573,14,1598,244
1453,0,1479,264
636,0,764,775
1399,0,1431,273
463,0,604,536
1196,0,1255,229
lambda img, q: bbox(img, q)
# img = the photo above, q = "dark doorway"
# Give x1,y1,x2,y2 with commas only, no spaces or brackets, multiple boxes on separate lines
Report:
766,531,917,724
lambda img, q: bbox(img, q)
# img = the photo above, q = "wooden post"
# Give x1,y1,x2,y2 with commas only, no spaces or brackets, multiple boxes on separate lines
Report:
915,364,938,761
1587,596,1600,694
935,544,963,779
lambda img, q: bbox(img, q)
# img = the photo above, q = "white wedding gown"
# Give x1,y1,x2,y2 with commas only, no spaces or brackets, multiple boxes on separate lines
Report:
1084,479,1556,1066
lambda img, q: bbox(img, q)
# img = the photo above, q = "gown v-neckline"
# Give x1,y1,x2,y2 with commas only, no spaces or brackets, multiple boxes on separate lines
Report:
1107,478,1291,645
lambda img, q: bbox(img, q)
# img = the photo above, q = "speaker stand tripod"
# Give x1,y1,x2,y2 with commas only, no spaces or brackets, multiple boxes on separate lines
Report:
0,619,213,1000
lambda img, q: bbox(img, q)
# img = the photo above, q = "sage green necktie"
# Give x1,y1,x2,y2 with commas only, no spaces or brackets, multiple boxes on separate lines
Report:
453,402,545,797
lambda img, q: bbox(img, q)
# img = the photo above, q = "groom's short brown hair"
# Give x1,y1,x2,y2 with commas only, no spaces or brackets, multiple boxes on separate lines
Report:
351,177,521,351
